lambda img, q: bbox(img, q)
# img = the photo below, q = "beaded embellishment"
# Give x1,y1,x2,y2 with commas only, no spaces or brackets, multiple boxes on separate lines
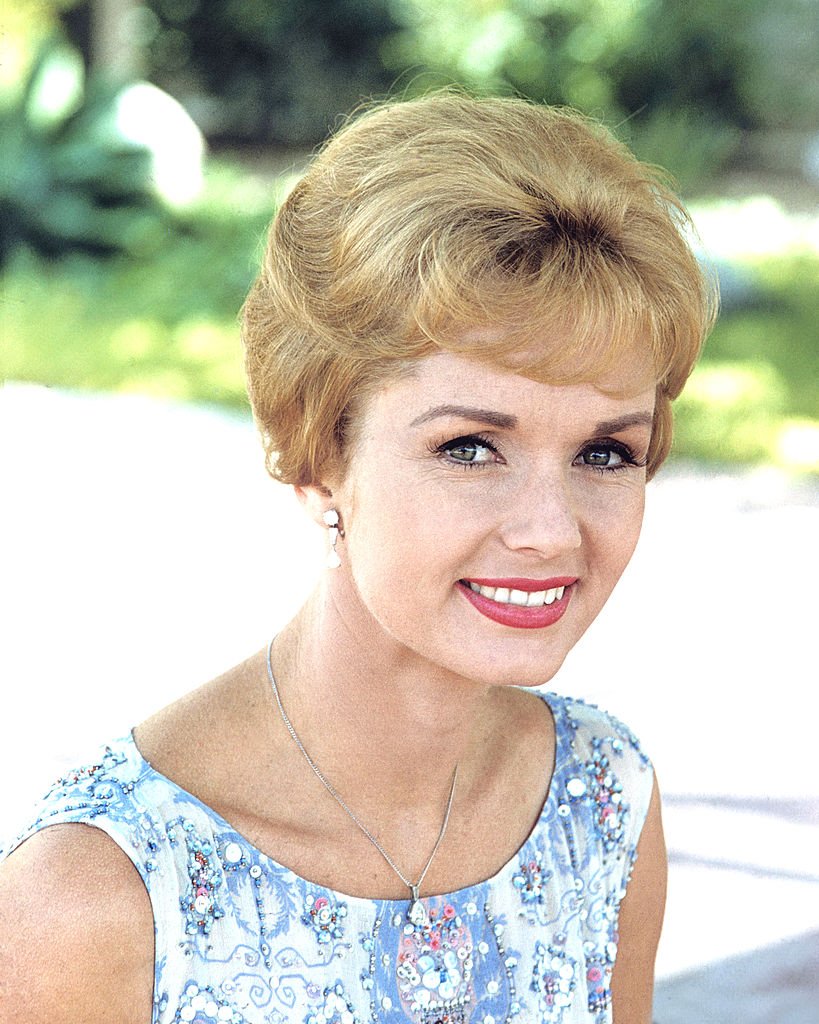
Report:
167,819,225,936
305,982,361,1024
585,949,615,1014
303,892,349,945
531,942,578,1021
396,898,475,1022
578,743,628,854
173,983,245,1023
512,852,552,906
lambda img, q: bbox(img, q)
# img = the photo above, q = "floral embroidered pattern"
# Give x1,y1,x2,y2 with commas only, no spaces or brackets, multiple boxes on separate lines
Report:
26,747,134,831
512,852,553,905
303,892,348,945
173,983,245,1022
575,742,629,854
585,947,615,1014
2,693,654,1024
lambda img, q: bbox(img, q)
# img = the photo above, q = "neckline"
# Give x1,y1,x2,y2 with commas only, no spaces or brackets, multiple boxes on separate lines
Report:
127,690,570,909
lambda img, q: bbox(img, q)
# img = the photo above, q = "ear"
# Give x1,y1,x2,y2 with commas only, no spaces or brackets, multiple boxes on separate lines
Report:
294,482,335,529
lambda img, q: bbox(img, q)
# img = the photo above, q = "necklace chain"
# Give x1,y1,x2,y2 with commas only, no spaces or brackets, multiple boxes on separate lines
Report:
265,638,458,905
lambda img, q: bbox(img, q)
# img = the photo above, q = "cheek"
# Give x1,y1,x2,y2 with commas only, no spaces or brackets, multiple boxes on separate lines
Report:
341,479,485,633
597,487,642,569
343,484,440,597
587,484,646,572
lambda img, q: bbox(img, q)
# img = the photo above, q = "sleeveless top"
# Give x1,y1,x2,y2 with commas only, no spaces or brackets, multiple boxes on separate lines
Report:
3,692,653,1024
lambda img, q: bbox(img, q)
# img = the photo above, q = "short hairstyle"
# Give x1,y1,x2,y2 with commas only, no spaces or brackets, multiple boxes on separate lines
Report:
242,92,716,484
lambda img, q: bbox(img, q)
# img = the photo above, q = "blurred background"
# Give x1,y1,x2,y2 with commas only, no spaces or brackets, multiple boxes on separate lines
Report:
2,2,818,1020
3,0,818,464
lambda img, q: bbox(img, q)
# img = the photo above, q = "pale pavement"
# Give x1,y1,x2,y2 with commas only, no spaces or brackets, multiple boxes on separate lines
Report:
2,383,817,1021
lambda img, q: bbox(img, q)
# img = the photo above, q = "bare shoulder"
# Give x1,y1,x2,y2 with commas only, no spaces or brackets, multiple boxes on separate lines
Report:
0,823,154,1023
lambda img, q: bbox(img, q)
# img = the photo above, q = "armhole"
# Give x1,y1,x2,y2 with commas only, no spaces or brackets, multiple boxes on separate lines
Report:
613,741,656,908
548,694,656,887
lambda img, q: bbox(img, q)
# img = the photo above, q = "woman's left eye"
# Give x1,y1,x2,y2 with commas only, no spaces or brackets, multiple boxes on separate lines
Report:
575,442,640,472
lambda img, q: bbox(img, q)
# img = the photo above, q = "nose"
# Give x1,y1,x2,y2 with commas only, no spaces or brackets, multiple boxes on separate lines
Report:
498,468,583,558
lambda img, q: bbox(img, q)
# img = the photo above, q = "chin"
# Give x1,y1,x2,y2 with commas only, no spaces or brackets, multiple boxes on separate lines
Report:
459,645,571,690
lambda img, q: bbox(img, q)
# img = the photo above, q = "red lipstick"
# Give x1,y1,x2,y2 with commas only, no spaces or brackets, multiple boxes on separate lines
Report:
457,577,577,629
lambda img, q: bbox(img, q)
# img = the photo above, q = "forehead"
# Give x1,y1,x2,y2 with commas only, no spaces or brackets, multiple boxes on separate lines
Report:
364,351,656,428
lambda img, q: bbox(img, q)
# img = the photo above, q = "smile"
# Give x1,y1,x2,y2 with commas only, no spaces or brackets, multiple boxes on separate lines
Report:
457,577,577,630
463,582,565,606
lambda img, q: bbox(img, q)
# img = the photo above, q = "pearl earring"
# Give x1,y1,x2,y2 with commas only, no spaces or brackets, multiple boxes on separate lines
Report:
323,509,342,568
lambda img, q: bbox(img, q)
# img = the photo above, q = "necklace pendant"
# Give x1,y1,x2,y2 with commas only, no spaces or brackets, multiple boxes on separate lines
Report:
408,886,428,927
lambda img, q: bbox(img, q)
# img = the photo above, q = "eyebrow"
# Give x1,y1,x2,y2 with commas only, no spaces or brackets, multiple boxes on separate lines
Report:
409,405,519,429
408,405,655,435
592,412,655,435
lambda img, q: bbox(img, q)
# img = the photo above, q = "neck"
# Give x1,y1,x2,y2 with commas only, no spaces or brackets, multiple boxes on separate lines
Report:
267,584,501,822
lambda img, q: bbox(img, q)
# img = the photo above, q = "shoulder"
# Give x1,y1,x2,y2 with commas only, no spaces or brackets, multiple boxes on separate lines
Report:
6,735,147,834
0,823,154,1023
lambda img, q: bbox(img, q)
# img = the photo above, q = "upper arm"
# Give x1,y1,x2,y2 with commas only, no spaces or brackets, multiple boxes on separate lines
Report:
610,774,667,1023
0,823,155,1024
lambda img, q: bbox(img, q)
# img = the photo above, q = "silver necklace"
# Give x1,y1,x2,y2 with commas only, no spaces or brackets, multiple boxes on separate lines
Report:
266,638,458,926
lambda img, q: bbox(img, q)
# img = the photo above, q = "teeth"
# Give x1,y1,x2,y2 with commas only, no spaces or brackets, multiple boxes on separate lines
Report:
466,583,568,606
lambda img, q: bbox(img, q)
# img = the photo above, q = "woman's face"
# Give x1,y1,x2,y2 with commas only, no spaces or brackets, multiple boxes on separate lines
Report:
324,350,655,687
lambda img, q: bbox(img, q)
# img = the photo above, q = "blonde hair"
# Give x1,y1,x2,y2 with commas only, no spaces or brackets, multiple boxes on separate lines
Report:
242,92,716,484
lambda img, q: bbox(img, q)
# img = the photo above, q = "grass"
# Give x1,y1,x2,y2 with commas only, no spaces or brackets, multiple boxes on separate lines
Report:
3,165,818,474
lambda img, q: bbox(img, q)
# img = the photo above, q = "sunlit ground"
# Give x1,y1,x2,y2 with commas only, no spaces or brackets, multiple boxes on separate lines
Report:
1,382,817,1021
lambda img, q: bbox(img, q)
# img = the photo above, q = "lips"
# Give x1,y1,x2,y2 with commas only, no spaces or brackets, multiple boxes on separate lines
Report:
457,577,577,629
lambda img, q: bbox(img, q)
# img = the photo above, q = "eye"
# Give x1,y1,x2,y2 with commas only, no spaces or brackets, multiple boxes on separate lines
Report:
575,440,643,473
434,433,501,467
582,446,624,468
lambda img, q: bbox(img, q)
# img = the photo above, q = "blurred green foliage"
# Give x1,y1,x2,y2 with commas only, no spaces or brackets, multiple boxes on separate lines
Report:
0,38,169,264
130,0,818,186
674,254,819,470
136,0,400,143
382,0,816,188
7,1,819,188
2,158,277,403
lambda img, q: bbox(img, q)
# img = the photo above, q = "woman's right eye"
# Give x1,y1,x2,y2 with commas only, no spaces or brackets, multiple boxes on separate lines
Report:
436,434,500,467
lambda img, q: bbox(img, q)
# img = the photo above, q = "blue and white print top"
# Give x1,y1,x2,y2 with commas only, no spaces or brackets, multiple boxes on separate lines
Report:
4,693,653,1024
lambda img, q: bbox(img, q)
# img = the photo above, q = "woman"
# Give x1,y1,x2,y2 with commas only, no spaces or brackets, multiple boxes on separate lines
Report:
0,94,714,1023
